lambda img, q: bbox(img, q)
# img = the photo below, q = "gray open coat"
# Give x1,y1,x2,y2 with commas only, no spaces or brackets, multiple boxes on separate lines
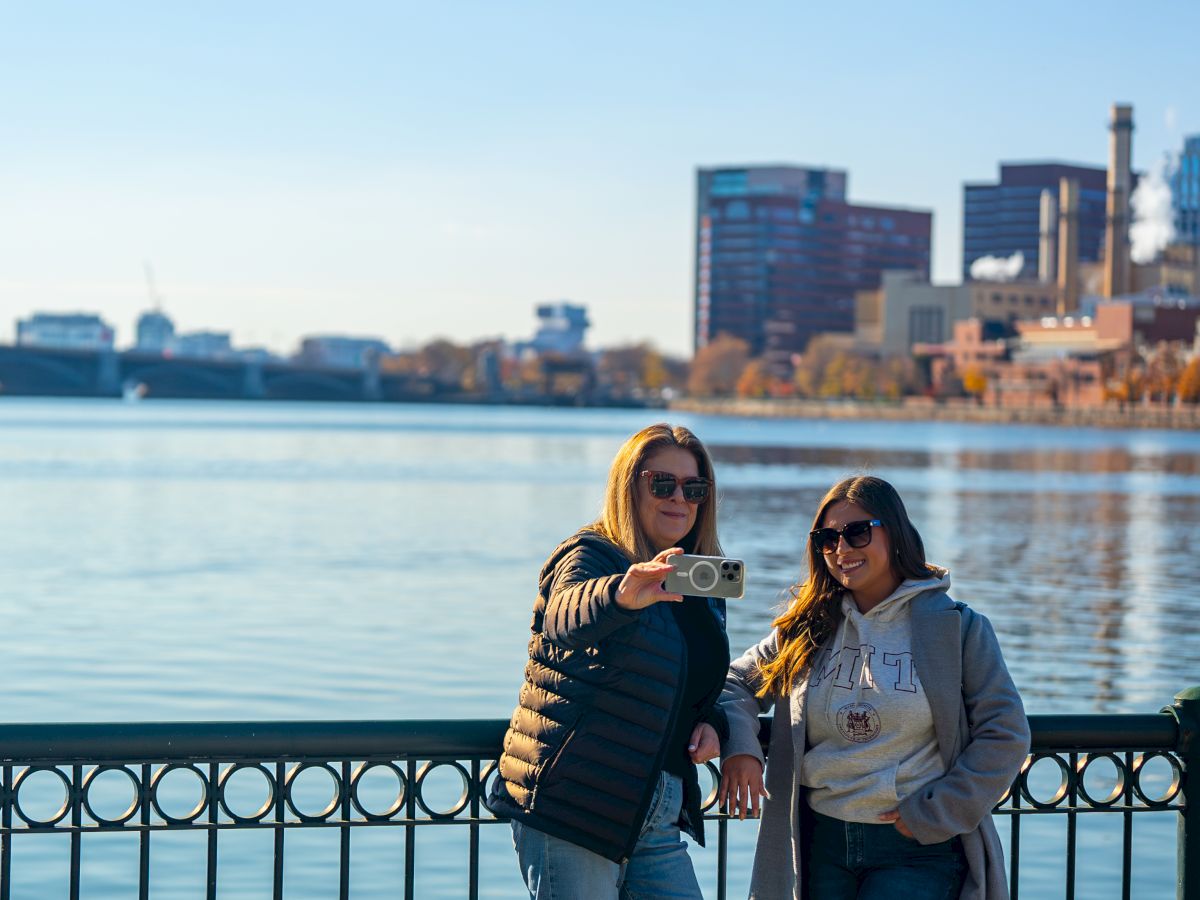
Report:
721,589,1030,900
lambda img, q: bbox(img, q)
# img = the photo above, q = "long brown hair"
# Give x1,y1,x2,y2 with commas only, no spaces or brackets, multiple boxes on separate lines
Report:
590,423,722,563
755,475,932,698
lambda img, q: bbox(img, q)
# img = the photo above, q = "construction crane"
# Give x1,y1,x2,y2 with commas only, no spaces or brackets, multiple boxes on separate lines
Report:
143,261,164,312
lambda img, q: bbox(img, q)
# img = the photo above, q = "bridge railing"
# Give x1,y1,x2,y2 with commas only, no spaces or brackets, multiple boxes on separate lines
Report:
0,689,1195,900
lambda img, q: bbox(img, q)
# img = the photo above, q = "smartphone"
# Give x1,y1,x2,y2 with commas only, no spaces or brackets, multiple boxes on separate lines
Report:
663,554,745,599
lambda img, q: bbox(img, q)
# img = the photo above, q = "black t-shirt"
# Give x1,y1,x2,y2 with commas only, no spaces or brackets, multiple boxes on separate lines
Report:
664,598,728,780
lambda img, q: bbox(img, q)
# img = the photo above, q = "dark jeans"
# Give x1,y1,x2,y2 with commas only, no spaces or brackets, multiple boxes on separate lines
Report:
806,809,966,900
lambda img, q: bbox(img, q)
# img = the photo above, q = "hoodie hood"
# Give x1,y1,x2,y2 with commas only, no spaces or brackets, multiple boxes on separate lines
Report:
839,566,951,623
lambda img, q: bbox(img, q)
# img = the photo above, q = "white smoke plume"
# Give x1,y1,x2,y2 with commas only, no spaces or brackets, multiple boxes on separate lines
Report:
1129,156,1176,264
969,250,1025,282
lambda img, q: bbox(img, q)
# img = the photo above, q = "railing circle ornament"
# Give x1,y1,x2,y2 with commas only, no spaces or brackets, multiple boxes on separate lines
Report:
12,766,72,827
1131,751,1184,807
1075,753,1127,808
284,763,343,822
217,763,277,824
699,761,721,812
350,762,408,820
81,765,141,826
1018,753,1072,809
477,760,501,817
149,764,210,825
414,761,471,818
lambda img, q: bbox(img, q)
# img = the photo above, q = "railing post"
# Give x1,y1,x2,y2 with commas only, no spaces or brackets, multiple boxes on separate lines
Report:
1167,686,1200,900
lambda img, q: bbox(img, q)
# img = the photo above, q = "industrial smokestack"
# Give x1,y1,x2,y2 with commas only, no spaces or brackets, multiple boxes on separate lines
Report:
1103,103,1134,298
1057,177,1079,316
1038,189,1058,284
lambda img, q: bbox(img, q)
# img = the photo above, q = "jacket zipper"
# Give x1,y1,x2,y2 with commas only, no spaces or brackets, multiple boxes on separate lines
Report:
528,720,579,812
619,611,688,863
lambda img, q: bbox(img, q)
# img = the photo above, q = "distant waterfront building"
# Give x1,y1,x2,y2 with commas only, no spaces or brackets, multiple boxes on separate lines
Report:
852,272,1062,357
694,164,931,364
16,313,115,351
172,331,233,360
296,336,391,370
135,310,175,354
963,162,1107,282
1171,135,1200,247
1132,243,1200,297
853,272,972,357
969,280,1061,333
526,302,589,356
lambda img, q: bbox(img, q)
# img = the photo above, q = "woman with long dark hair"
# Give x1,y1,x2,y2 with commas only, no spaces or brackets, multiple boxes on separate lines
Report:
719,475,1028,899
491,423,731,899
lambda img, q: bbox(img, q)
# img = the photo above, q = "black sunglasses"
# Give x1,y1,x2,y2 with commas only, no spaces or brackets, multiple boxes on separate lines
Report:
639,470,712,504
810,519,882,553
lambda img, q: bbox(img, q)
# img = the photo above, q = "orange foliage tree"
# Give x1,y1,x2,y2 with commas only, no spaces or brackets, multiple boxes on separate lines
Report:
1178,357,1200,404
688,334,750,396
735,359,770,398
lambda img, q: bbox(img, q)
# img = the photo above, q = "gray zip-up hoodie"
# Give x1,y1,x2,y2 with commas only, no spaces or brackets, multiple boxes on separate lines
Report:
801,573,949,822
719,577,1031,899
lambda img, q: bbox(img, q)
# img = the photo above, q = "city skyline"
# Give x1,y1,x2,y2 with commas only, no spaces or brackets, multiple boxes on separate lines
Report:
2,1,1196,357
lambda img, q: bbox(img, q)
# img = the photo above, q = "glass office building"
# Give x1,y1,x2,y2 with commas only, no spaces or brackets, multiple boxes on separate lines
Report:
962,162,1107,281
1172,136,1200,246
695,165,931,362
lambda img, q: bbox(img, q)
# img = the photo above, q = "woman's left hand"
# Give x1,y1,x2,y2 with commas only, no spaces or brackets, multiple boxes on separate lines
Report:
878,808,914,839
688,723,720,764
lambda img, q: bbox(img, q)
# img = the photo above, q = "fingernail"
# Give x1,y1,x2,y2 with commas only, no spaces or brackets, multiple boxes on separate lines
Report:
688,744,696,751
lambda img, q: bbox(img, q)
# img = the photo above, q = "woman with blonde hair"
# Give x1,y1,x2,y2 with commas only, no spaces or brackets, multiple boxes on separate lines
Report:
492,423,731,899
718,475,1028,899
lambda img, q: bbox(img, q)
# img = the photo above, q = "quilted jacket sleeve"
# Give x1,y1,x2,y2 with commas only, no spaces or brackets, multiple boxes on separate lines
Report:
541,543,639,650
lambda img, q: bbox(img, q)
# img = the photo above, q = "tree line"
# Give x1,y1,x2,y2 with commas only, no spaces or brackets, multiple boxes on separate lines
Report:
377,333,1200,405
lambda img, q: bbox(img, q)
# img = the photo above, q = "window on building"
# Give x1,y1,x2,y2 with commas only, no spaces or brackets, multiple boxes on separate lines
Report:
909,306,945,346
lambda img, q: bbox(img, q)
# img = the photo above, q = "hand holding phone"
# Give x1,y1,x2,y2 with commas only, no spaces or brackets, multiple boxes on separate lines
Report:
663,554,745,599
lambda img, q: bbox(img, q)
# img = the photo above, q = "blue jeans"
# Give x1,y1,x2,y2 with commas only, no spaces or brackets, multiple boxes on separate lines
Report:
511,771,703,900
806,809,966,900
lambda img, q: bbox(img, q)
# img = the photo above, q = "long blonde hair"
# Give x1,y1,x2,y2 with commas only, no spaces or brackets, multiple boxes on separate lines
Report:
755,475,932,698
590,423,722,563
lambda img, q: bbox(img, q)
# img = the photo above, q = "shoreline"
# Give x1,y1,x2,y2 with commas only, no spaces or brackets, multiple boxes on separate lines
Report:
669,397,1200,430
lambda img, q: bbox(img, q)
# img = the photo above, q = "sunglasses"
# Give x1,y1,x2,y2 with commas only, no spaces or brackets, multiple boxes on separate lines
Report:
809,519,882,553
639,470,712,504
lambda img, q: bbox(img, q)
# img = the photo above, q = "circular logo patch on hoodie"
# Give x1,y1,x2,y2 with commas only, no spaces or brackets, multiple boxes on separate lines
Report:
836,702,881,743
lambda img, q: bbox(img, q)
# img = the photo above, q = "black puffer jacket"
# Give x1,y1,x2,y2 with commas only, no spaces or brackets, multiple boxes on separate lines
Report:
491,530,730,862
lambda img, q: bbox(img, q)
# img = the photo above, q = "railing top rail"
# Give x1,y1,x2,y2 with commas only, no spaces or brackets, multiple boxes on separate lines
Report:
0,712,1179,764
0,719,511,763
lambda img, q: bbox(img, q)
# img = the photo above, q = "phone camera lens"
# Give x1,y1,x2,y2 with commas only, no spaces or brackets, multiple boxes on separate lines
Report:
721,562,729,571
732,563,741,571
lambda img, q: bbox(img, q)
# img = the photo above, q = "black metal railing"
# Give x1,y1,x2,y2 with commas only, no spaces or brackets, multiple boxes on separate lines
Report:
0,689,1195,900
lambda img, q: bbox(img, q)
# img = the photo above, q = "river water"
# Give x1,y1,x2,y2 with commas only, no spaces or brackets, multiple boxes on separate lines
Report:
1,399,1196,898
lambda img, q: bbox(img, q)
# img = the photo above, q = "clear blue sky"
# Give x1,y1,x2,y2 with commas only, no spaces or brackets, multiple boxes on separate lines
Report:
2,1,1195,357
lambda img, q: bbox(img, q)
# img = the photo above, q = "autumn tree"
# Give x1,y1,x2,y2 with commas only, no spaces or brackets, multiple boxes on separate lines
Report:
416,339,475,389
688,334,750,396
881,356,921,400
596,343,687,396
735,359,770,398
792,335,844,398
962,366,988,405
1178,357,1200,404
1144,345,1184,404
